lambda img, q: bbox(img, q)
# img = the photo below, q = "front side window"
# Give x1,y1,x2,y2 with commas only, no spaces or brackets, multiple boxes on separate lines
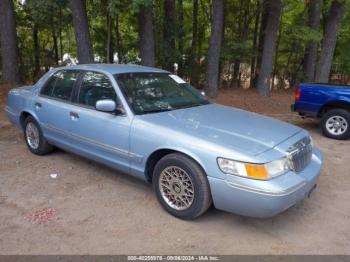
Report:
78,71,117,107
40,75,56,96
41,70,80,101
115,73,209,114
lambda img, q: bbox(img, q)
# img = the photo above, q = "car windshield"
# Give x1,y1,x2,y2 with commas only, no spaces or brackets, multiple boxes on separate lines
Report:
114,72,209,114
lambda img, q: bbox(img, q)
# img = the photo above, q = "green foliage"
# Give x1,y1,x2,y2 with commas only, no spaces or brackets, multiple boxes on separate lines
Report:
221,0,254,63
107,0,122,16
132,0,155,11
333,1,350,76
14,0,73,79
6,0,350,86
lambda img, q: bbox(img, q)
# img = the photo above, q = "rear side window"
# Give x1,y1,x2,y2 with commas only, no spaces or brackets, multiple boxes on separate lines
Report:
78,71,117,107
41,70,80,101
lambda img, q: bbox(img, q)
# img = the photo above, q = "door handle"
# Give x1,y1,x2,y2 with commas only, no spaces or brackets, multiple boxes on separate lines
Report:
70,112,79,119
34,102,42,109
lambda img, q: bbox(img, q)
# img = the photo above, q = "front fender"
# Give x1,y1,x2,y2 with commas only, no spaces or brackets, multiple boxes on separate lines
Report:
145,145,207,174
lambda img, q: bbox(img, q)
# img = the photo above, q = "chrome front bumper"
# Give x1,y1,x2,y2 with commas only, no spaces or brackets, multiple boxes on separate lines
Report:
208,148,323,218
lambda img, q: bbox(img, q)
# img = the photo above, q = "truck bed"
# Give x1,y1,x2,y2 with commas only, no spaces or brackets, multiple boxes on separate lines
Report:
301,83,350,89
292,83,350,117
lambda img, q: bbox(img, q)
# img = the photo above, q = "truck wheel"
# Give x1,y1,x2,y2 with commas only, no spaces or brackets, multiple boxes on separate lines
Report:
153,153,212,220
24,116,53,155
321,109,350,140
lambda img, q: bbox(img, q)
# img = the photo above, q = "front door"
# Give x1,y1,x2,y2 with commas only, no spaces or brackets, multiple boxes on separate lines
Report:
68,71,131,173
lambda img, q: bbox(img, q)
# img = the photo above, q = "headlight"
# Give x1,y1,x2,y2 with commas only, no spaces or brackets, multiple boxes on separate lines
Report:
217,157,290,180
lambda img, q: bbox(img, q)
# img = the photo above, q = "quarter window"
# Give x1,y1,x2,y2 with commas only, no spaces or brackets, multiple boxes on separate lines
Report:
41,70,80,101
78,71,117,107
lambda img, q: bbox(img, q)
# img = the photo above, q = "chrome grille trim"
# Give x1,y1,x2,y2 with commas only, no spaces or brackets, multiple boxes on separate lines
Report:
287,136,313,173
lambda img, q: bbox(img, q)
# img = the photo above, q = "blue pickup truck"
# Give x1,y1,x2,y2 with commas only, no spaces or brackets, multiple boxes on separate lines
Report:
292,83,350,140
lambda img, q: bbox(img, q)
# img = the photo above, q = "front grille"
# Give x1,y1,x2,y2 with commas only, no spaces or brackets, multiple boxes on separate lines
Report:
287,137,313,173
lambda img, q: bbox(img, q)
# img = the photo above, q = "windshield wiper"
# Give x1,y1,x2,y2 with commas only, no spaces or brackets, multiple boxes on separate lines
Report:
176,103,206,109
142,108,173,114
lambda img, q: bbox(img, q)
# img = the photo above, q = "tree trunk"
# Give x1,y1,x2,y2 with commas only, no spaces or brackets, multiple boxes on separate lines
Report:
233,0,250,88
106,13,113,63
197,0,207,68
254,0,269,86
250,0,261,88
51,23,59,65
218,0,227,88
139,4,155,67
0,0,20,82
59,6,63,61
190,0,199,85
271,23,282,89
69,0,94,64
204,0,224,98
191,0,198,55
256,0,282,96
115,14,122,63
231,60,240,88
33,24,40,79
177,0,185,76
163,0,176,72
303,0,322,82
315,0,344,83
231,0,243,88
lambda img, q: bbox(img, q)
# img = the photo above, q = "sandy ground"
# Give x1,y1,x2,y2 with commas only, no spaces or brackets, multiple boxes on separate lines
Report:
0,84,349,255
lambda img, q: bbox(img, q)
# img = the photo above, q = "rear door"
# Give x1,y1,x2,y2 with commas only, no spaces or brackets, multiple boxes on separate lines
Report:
67,71,132,173
35,70,80,148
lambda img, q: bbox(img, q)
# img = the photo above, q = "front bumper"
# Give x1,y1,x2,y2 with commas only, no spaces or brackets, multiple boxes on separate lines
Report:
208,148,323,218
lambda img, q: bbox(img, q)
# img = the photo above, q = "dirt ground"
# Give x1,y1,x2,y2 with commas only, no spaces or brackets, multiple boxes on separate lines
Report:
0,84,349,255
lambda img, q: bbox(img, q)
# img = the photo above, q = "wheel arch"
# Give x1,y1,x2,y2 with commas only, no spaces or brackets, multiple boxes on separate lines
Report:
318,100,350,117
144,148,207,183
19,111,40,130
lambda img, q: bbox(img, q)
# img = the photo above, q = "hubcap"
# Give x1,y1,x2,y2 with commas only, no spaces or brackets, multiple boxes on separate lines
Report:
159,166,195,211
326,116,348,136
26,122,40,149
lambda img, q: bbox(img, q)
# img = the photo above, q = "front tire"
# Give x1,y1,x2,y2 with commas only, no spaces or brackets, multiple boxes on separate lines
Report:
24,116,53,155
153,153,212,220
321,109,350,140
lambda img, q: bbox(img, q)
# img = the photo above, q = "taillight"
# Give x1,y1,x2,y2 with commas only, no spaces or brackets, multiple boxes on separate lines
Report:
295,87,301,102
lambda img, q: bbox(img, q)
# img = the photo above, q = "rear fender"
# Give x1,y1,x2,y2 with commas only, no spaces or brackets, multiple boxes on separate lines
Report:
318,100,350,116
7,87,38,129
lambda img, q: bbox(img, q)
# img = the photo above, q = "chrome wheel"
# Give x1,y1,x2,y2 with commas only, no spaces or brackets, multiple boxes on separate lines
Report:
326,116,348,136
25,122,40,149
159,166,195,211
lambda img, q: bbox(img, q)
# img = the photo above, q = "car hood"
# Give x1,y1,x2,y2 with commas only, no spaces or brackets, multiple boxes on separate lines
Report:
139,104,302,156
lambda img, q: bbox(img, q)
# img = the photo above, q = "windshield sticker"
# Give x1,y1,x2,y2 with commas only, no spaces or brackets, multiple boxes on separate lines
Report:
169,74,186,84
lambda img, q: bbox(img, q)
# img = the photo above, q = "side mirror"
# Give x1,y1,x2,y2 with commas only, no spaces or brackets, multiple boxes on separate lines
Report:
95,99,116,113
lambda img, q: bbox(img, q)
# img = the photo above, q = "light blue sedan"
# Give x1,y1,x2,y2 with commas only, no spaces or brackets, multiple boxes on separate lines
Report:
6,64,323,219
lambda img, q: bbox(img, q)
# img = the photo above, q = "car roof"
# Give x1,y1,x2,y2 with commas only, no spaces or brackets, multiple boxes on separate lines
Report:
59,64,169,75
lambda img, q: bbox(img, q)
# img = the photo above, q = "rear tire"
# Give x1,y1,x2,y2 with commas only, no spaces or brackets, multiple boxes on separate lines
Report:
321,109,350,140
153,153,212,220
24,116,53,155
